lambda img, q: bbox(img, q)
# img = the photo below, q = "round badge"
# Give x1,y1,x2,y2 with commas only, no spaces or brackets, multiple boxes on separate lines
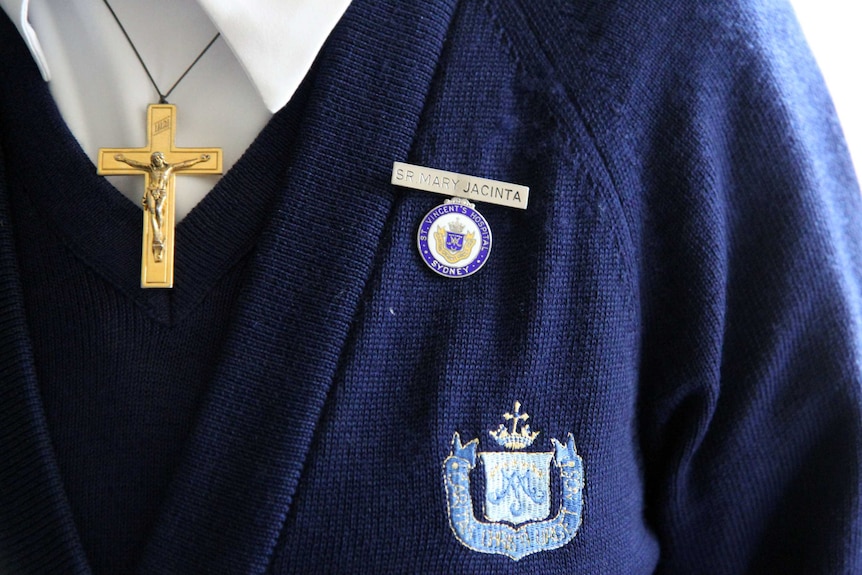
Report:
417,197,492,278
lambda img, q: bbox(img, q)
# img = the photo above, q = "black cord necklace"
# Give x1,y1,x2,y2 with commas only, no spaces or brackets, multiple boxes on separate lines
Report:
101,0,221,104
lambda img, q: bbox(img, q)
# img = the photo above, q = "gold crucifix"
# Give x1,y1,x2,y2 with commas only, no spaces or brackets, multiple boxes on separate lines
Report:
97,104,222,288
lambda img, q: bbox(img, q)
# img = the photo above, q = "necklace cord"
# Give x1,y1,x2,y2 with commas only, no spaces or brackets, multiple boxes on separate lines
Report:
162,33,221,102
100,0,220,104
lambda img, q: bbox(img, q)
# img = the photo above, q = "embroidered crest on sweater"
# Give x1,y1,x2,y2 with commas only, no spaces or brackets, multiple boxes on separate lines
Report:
444,402,584,560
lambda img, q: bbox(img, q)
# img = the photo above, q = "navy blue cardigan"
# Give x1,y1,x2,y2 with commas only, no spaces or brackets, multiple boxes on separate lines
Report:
1,0,861,573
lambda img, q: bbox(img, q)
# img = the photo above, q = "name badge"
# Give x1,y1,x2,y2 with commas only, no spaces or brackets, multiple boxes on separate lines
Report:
391,162,529,210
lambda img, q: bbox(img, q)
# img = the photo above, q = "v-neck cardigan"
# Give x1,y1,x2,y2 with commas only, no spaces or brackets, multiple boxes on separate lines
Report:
1,0,861,574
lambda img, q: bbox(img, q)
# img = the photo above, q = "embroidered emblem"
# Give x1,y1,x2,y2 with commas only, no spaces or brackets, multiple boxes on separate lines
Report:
443,402,584,561
417,198,492,278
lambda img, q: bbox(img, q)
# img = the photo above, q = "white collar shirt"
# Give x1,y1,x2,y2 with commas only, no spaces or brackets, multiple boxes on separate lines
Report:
0,0,352,217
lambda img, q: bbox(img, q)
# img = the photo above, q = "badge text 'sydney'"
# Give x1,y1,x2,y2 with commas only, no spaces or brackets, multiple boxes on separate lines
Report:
391,162,529,210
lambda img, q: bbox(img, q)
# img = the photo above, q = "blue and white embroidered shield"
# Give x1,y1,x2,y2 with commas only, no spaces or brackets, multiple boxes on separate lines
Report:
443,402,585,561
480,451,553,524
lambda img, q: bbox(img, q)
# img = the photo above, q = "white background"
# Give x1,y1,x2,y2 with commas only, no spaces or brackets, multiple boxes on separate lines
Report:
790,0,862,183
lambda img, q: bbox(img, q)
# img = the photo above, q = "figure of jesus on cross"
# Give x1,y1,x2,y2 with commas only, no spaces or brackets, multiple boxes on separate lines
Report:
114,151,210,262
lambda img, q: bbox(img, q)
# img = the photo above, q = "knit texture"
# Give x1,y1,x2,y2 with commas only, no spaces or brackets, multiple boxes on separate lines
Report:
1,0,861,573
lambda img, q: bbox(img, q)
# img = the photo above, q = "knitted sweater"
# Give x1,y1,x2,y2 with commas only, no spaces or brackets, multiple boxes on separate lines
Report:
1,0,861,573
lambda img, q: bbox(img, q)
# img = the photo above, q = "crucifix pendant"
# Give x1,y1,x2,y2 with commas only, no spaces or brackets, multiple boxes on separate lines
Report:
97,104,222,288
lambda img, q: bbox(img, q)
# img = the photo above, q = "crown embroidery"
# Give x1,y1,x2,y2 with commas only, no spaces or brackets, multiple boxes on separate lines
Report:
488,401,540,450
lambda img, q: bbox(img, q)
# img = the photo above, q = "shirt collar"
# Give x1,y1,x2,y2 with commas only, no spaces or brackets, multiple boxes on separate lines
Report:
0,0,352,113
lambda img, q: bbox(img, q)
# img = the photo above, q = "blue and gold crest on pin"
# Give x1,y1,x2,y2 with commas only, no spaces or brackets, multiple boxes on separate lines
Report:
443,402,585,560
417,197,492,278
